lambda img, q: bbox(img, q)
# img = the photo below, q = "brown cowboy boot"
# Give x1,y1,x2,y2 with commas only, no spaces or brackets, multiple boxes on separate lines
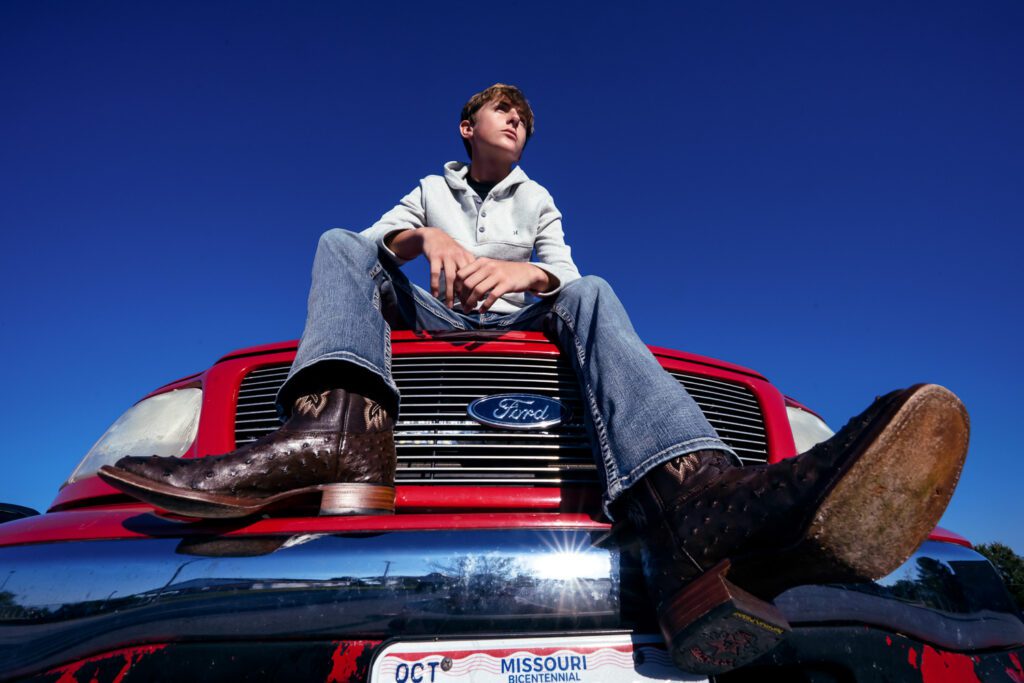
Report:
98,388,397,519
622,384,969,675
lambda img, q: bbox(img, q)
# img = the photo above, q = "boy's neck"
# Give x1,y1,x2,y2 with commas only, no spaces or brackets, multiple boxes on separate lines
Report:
468,159,513,184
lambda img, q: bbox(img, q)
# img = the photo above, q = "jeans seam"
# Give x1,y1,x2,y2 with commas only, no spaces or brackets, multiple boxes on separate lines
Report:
383,320,393,384
551,302,620,496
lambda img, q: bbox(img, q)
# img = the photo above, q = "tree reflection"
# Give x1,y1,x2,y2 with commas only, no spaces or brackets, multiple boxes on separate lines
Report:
884,557,965,612
429,556,523,614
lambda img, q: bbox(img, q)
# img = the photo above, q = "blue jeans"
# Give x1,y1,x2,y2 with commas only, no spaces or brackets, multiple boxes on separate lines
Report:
278,230,735,517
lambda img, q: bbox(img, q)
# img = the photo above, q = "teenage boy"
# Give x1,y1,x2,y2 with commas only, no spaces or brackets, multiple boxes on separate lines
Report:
100,84,969,674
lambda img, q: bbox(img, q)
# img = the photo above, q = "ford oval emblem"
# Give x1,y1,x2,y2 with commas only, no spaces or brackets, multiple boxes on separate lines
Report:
467,393,570,431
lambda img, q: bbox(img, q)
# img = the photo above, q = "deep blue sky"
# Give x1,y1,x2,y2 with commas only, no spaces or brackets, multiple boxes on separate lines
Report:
2,2,1021,553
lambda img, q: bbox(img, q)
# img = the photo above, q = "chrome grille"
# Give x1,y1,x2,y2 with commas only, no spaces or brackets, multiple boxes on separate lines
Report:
666,371,768,464
234,355,768,485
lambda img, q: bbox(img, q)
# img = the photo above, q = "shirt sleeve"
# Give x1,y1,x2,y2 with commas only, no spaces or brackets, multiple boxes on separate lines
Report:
359,184,426,266
531,190,582,297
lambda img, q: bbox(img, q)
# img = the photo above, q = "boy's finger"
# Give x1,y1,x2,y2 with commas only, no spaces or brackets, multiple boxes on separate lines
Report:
462,280,481,310
457,258,479,280
430,259,441,298
460,269,486,295
457,251,476,268
469,274,500,310
479,284,509,313
444,258,457,308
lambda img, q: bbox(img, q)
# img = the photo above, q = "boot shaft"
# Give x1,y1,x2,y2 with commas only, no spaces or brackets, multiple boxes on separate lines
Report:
287,389,395,434
623,449,739,535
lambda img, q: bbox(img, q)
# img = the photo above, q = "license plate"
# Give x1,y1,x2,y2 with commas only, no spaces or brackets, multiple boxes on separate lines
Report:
369,633,709,683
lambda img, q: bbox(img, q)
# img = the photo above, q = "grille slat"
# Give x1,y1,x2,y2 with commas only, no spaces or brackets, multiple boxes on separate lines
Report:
236,378,288,390
399,454,594,461
238,390,282,399
392,368,576,377
234,353,770,485
396,431,588,441
679,386,760,408
396,443,591,451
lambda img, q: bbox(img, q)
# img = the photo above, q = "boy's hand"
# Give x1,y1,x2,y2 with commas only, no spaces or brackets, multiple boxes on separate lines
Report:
456,259,550,313
416,227,476,308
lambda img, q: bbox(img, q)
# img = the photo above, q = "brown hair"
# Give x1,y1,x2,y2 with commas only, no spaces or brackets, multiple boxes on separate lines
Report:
460,83,535,159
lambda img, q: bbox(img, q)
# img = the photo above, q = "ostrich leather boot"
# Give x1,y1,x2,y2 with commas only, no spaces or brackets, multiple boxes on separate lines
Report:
98,388,397,519
622,384,969,676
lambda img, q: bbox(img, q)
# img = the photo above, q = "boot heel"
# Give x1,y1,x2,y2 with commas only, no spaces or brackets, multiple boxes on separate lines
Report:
319,483,395,516
659,559,790,675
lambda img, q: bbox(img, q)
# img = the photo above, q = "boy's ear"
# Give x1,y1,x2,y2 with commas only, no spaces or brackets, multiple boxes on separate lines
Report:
459,119,473,141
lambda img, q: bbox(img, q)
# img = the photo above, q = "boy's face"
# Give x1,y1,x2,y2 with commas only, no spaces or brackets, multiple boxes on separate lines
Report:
461,99,528,165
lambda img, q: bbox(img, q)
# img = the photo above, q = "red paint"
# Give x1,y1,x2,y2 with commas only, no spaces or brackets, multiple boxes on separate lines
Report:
885,635,892,646
48,644,165,683
784,395,826,421
10,498,983,553
47,333,786,513
654,355,794,461
54,661,83,683
921,645,980,683
927,526,973,548
52,481,593,515
217,333,767,379
398,486,603,511
1007,651,1024,683
327,641,375,683
31,332,982,556
0,508,607,547
51,480,137,510
908,646,918,669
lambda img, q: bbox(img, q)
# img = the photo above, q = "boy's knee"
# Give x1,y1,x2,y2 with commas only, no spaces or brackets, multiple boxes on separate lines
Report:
319,228,359,247
318,229,374,257
562,275,614,301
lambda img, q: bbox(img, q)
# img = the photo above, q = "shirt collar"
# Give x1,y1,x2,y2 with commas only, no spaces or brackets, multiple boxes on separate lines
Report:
444,161,529,197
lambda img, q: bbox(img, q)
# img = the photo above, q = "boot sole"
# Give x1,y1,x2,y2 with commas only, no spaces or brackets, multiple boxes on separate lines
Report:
804,382,969,578
661,383,969,674
98,466,395,519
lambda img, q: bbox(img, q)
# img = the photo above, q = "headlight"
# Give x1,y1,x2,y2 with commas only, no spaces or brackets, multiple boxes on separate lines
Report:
66,387,203,484
786,405,835,453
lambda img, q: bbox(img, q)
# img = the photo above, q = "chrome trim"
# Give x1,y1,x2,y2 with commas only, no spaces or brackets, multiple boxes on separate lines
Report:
0,529,622,678
0,532,1019,679
776,540,1024,650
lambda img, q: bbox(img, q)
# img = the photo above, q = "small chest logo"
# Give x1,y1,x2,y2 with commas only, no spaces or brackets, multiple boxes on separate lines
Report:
467,394,570,430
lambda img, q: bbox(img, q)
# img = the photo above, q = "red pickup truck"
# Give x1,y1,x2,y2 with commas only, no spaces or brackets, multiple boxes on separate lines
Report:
1,332,1022,682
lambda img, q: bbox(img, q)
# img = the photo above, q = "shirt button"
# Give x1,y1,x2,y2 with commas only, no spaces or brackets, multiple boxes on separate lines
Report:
481,211,487,217
479,226,485,232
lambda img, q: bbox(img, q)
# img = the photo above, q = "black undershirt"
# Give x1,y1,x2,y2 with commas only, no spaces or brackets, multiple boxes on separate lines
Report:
466,174,497,200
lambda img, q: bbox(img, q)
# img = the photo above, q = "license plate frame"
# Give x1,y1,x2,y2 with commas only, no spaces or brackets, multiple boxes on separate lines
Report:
368,633,708,683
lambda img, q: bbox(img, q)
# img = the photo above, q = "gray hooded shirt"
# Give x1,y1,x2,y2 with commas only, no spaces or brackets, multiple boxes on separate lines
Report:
361,161,581,314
